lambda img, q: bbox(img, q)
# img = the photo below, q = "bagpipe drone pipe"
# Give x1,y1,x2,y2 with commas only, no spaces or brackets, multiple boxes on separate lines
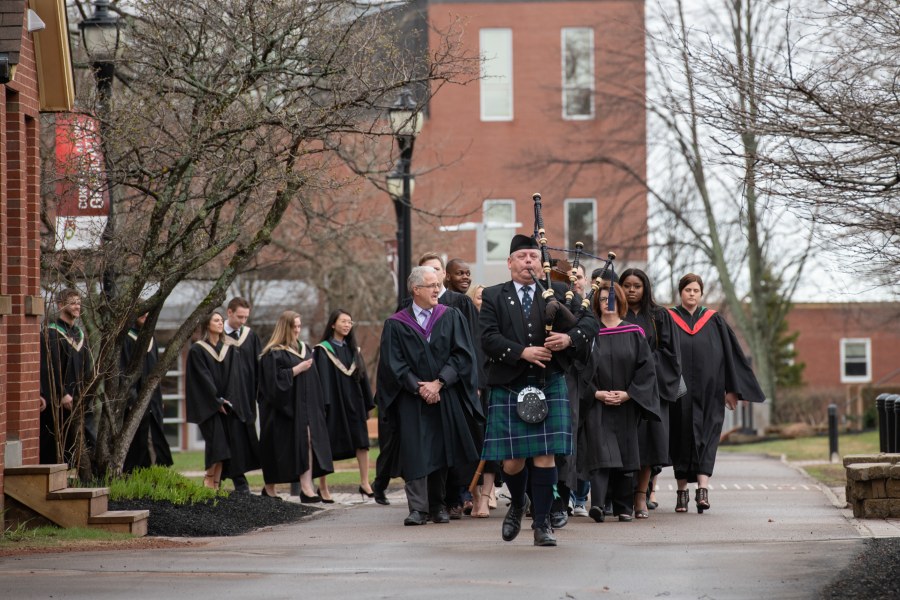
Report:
528,192,618,331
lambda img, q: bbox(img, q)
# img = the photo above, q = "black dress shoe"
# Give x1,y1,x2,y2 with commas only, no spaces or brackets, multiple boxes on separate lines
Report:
404,511,428,526
299,491,322,504
315,489,335,504
372,485,390,505
260,488,283,500
533,523,557,547
430,508,450,524
588,506,606,523
550,509,568,529
501,499,528,542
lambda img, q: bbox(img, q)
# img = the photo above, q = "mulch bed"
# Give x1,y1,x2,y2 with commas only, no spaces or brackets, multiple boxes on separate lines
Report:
821,538,900,599
109,493,320,537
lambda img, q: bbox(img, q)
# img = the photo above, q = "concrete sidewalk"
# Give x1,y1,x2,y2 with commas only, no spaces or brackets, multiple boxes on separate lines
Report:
0,453,893,599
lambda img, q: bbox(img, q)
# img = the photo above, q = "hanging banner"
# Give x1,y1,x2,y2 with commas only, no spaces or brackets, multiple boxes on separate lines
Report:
54,114,109,250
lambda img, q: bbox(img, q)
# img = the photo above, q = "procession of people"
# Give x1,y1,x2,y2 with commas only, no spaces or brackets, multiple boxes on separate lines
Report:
39,229,764,548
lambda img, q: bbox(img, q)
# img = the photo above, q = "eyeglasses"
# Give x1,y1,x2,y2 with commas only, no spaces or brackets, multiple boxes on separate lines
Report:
416,283,441,290
598,297,610,303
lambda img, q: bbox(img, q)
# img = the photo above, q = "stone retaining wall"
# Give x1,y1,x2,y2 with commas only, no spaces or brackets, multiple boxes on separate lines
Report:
844,454,900,518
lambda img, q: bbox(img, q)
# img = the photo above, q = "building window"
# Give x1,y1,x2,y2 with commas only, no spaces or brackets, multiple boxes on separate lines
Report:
480,28,513,121
562,28,594,120
840,338,871,383
159,346,186,450
483,200,516,262
565,198,595,252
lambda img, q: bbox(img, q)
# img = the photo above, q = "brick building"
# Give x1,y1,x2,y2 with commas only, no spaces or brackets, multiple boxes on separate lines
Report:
786,302,900,422
392,0,648,283
0,0,74,526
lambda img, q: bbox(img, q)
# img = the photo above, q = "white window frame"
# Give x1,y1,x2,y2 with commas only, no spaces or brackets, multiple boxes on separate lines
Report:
840,338,872,383
159,345,186,451
480,28,514,121
564,198,596,251
561,27,595,120
483,199,516,263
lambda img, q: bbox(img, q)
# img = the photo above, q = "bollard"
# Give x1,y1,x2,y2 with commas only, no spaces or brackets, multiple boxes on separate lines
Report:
886,396,897,453
891,395,900,455
877,393,889,453
828,404,839,463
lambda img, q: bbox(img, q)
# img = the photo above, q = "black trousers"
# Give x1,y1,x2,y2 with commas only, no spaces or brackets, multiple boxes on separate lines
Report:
589,468,635,517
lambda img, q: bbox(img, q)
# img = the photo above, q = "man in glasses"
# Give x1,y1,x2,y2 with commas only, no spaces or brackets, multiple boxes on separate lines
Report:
376,266,481,526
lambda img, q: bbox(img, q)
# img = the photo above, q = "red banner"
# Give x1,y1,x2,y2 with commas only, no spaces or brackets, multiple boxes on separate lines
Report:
54,114,109,250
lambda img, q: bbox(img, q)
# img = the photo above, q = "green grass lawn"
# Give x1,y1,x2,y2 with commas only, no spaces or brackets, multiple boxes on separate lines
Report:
721,430,880,487
173,447,387,492
720,430,879,462
0,524,133,550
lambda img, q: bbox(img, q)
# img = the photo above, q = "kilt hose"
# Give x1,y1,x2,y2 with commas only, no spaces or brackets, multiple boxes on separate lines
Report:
481,372,573,460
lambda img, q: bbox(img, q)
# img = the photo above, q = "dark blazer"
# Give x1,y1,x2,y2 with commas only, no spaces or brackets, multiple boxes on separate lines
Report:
479,280,597,387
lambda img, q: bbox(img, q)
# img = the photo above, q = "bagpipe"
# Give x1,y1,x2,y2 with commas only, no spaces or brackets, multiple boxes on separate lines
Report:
528,192,617,331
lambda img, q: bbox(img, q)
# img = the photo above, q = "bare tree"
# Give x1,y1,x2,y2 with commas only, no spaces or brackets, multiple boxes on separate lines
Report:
640,0,816,411
41,0,475,475
749,0,900,290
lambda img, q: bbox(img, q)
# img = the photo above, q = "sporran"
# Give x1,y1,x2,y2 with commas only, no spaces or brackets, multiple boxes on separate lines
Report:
516,385,548,424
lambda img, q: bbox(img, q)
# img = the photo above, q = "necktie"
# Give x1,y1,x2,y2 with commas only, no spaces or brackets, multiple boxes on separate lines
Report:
419,309,431,329
229,329,240,340
521,286,533,316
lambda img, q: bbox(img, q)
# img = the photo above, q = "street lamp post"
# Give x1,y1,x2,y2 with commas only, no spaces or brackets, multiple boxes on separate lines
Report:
386,89,423,308
79,0,122,301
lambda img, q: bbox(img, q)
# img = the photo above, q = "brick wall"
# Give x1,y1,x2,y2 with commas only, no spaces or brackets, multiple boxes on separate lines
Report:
415,1,648,268
787,303,900,392
1,13,43,523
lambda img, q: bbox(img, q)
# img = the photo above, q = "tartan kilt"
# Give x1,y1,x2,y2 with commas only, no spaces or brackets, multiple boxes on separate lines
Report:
481,373,573,460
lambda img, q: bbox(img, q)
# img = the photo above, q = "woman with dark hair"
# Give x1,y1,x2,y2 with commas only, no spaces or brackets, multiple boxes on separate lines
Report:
258,310,333,502
186,311,246,489
619,268,682,518
314,309,375,502
579,281,660,522
669,274,765,513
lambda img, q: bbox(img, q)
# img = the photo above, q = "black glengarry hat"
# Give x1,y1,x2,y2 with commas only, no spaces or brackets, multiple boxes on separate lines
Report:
509,234,540,255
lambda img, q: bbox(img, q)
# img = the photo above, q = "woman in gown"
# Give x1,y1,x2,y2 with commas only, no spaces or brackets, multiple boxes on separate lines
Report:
620,268,682,517
579,281,660,522
314,309,375,502
185,311,247,489
258,311,333,502
669,274,765,513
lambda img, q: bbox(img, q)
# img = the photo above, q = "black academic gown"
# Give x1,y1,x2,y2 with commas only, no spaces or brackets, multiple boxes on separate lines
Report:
668,306,765,481
121,328,173,472
625,307,682,467
377,305,482,482
185,339,253,474
258,343,334,483
577,322,660,474
315,340,375,461
39,319,94,465
223,327,262,472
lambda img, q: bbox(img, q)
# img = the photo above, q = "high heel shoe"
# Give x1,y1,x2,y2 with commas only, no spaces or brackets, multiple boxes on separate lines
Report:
695,487,710,513
316,488,335,504
299,491,322,503
358,485,375,498
675,490,689,513
633,491,650,519
646,482,659,510
261,488,283,500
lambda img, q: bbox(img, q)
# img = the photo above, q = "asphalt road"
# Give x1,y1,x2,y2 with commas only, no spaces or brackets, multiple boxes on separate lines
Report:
0,454,878,599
